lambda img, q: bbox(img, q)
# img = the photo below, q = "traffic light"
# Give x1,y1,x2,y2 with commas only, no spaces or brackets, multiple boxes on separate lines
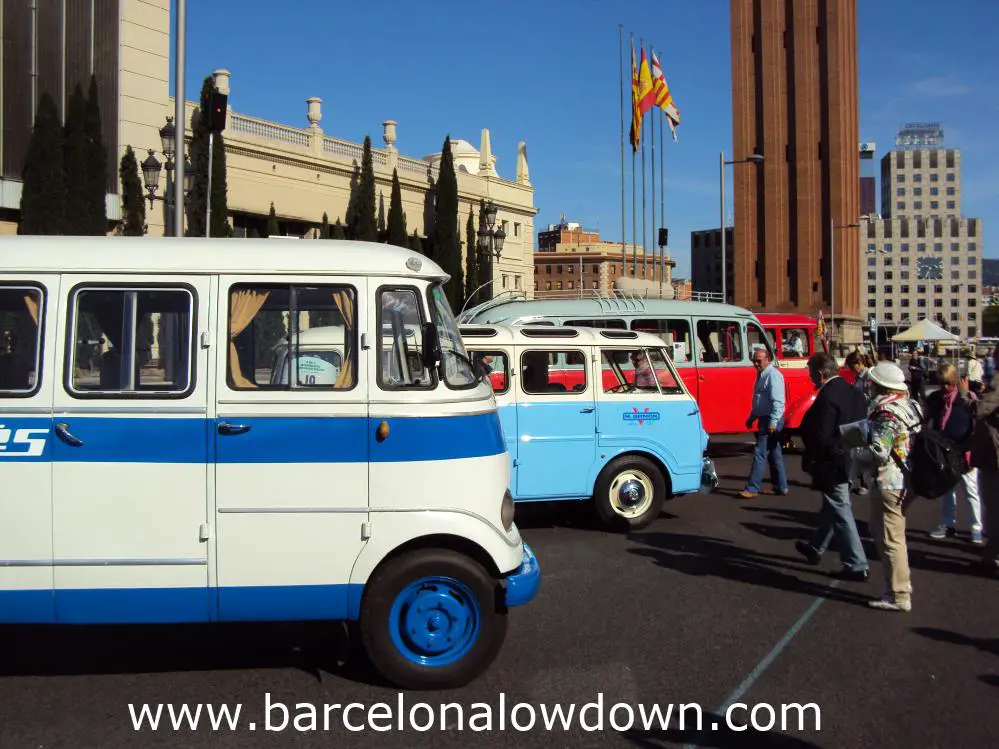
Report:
207,89,228,133
657,227,668,247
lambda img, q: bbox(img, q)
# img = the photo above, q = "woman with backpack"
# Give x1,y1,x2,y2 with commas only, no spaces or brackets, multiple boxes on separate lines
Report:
856,362,924,612
925,363,982,545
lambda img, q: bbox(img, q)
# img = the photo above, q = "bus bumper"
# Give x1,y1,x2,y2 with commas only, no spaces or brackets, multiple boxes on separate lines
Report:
699,458,719,495
505,543,540,607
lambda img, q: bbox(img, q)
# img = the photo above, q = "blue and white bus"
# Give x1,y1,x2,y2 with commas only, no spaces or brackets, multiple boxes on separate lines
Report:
0,235,539,690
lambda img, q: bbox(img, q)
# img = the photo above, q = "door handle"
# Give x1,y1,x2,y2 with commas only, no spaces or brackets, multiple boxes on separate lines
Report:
218,422,251,435
54,422,83,447
580,406,595,413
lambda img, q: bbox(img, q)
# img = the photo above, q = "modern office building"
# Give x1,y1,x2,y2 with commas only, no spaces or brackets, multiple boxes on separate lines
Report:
690,227,734,303
730,0,862,342
863,124,983,341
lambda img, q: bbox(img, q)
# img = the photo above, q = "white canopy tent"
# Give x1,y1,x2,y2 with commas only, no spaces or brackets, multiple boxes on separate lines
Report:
891,318,960,342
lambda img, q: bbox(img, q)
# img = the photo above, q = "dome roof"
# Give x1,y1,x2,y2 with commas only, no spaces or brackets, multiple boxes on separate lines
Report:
423,139,486,175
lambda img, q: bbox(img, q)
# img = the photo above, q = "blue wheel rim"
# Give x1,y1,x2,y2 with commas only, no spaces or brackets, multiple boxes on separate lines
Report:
388,576,481,667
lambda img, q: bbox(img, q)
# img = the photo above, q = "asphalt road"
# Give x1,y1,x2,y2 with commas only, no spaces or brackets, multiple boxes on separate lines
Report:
0,439,996,748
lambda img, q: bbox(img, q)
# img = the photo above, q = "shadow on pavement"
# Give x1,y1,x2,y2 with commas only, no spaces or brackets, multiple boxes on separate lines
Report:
514,500,678,532
623,712,824,748
626,531,871,606
0,620,389,686
910,626,999,658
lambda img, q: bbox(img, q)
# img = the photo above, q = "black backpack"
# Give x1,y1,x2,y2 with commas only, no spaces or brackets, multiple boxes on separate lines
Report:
906,428,967,499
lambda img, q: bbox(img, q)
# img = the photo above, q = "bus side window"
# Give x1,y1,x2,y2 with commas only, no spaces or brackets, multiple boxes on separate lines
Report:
564,318,626,329
472,350,509,394
521,349,586,394
747,322,773,360
695,319,745,364
0,285,43,394
780,327,809,358
631,317,693,365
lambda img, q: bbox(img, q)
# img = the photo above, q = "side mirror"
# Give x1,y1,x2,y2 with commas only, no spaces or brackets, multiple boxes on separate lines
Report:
422,322,442,371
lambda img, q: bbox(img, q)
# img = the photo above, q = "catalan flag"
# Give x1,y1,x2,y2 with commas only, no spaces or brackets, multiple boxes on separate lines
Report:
650,47,681,141
629,38,640,152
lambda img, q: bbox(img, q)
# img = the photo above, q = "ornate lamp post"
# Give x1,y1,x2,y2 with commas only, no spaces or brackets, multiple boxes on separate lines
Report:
475,201,506,302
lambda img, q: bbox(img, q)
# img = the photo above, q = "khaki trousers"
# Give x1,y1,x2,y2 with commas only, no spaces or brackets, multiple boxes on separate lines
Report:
979,469,999,568
870,488,912,602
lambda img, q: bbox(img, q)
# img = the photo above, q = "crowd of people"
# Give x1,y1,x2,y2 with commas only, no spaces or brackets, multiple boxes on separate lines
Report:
740,344,999,612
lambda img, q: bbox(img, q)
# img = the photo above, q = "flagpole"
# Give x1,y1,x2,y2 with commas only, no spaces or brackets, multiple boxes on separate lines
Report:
659,98,665,294
640,40,647,281
630,34,637,278
619,24,626,281
650,66,656,287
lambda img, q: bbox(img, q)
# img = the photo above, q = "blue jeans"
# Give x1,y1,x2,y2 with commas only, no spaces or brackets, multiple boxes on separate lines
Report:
808,481,869,572
746,430,788,493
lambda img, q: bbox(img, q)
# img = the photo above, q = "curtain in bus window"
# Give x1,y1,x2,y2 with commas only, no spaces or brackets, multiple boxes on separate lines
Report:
229,289,270,388
332,289,354,388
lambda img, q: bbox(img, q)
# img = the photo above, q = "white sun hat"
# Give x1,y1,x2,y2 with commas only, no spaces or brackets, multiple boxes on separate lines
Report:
868,361,908,392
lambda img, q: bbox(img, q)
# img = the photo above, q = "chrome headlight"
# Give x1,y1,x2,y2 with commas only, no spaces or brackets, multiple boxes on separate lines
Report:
501,488,516,530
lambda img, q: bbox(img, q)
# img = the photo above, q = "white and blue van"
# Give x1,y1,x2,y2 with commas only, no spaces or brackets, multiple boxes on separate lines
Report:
461,324,716,531
0,236,539,690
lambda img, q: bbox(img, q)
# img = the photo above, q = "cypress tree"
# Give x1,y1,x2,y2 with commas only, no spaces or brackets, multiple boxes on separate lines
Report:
332,218,346,239
84,74,109,234
19,93,64,235
352,136,377,241
465,204,479,307
409,229,422,254
63,84,90,235
387,168,408,247
432,135,462,310
266,203,279,237
118,146,145,235
187,75,232,237
320,211,329,239
377,191,386,236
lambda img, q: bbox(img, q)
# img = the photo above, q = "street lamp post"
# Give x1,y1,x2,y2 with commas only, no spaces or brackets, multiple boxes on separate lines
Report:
475,201,506,304
136,119,194,235
719,151,763,304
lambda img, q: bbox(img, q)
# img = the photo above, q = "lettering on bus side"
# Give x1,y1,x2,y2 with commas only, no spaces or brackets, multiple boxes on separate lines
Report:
0,425,49,457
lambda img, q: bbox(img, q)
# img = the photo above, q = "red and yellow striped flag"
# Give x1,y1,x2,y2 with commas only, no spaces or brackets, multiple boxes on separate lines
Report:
651,48,681,141
629,39,640,152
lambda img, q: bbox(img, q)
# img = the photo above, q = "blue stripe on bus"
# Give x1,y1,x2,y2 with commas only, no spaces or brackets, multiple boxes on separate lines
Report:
0,584,363,624
0,412,505,464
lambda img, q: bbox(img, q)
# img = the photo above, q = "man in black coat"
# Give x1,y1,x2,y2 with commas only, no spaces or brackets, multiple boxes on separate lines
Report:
795,352,870,581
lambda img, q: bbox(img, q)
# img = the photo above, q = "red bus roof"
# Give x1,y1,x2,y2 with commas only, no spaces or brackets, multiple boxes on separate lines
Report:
755,313,817,327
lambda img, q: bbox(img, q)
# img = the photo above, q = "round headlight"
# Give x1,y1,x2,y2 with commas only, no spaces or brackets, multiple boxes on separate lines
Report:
501,488,515,530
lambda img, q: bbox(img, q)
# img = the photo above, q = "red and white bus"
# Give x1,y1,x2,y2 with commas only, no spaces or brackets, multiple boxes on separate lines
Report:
460,296,819,439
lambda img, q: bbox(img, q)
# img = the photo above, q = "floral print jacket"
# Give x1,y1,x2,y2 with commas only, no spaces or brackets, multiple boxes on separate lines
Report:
860,394,923,493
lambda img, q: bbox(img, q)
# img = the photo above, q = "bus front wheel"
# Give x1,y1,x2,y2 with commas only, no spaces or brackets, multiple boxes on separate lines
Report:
359,548,508,690
593,455,666,532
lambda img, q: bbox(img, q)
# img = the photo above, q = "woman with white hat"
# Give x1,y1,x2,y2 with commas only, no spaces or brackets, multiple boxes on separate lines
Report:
856,361,924,612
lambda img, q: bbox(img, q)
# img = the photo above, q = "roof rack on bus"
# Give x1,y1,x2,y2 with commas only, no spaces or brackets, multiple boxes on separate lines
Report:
457,287,728,322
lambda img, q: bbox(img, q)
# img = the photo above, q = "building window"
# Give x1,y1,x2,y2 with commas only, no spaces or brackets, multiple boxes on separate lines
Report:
884,243,892,252
934,243,943,252
914,201,923,209
901,285,910,294
514,223,521,237
914,187,922,196
930,187,939,196
897,174,905,183
897,202,906,211
947,173,956,182
952,256,960,265
884,285,893,294
969,243,977,252
931,201,939,210
917,243,926,252
901,299,910,307
951,271,960,280
901,256,910,265
868,257,876,267
931,173,939,182
868,285,877,294
896,188,905,196
900,271,910,279
901,243,910,252
914,174,922,182
947,201,955,210
868,272,877,280
969,284,978,294
884,257,893,267
947,187,955,195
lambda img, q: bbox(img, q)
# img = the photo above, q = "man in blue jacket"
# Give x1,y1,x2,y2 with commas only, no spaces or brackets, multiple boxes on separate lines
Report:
739,346,788,498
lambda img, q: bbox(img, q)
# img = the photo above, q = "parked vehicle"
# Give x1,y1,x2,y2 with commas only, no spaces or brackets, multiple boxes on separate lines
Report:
0,236,540,690
461,323,716,531
460,294,780,437
754,313,822,447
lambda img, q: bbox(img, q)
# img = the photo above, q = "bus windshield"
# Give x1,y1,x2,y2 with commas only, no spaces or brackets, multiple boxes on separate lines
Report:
428,283,476,387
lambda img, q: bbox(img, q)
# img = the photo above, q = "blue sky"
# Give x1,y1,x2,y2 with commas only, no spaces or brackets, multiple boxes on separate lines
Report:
174,0,998,278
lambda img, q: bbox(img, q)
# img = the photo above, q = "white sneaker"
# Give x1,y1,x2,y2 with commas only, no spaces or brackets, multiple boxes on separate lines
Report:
868,594,911,612
929,525,954,540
